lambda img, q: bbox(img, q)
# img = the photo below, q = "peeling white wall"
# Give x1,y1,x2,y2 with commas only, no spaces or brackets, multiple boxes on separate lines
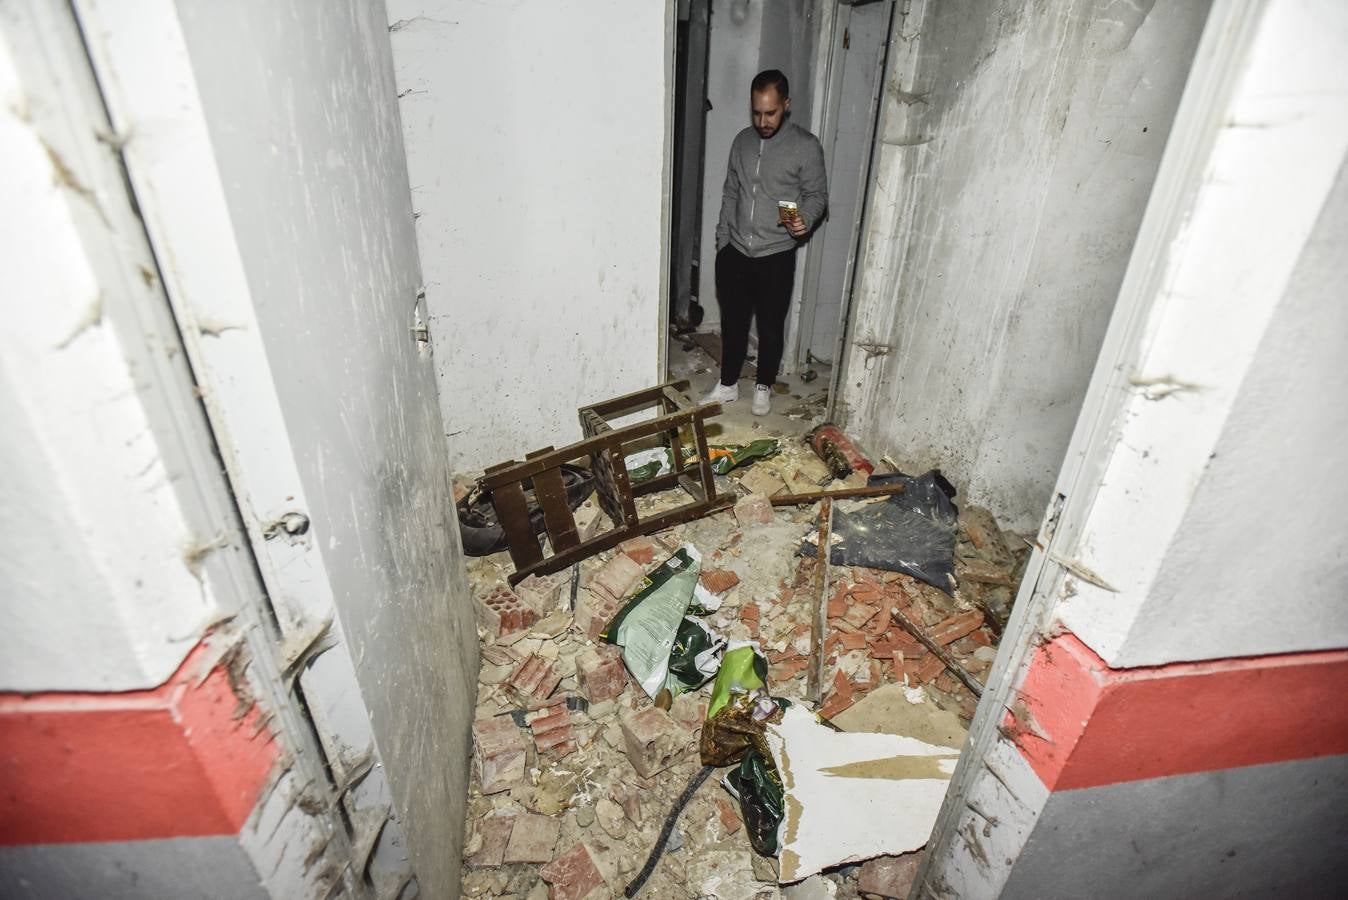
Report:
0,6,222,692
387,0,670,473
74,1,479,896
839,0,1211,531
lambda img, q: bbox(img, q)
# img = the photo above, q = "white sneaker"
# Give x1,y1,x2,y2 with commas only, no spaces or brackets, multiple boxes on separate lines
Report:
702,382,739,404
752,384,771,416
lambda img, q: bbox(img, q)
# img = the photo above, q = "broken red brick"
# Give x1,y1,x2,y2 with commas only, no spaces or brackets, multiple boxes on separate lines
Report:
618,536,656,566
838,631,869,651
934,672,958,694
819,669,855,719
733,493,774,526
474,584,539,639
577,647,628,704
514,572,567,617
850,584,883,603
826,596,849,619
740,602,761,622
610,783,642,825
928,610,985,646
466,814,516,869
770,657,810,682
540,843,606,900
574,588,622,642
591,552,645,602
699,568,741,594
843,603,879,630
716,797,743,834
473,716,527,794
858,851,923,899
527,699,576,758
509,654,562,703
967,628,993,647
869,607,893,636
503,812,561,864
908,653,946,685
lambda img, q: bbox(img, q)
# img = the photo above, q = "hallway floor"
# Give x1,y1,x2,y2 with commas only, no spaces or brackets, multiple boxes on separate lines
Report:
454,342,1027,896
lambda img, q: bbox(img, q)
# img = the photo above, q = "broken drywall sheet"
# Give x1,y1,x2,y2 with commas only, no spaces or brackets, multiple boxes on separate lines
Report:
764,704,959,882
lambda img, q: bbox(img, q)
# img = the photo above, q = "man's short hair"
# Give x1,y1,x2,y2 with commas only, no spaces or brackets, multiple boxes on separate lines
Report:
751,69,790,99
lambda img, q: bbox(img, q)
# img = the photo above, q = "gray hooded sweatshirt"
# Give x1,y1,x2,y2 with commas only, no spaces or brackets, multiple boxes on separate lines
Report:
715,121,828,258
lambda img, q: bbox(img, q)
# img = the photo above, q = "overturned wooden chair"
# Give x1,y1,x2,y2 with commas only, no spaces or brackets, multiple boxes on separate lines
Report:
481,380,730,585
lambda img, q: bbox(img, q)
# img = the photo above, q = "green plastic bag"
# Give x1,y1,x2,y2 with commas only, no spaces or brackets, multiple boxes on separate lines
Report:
726,748,786,857
624,439,781,485
601,548,725,700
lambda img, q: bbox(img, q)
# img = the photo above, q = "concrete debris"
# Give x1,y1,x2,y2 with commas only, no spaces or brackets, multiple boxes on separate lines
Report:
457,431,1023,897
502,812,561,864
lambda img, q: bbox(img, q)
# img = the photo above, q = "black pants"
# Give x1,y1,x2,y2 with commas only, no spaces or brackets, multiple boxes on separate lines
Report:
715,244,796,387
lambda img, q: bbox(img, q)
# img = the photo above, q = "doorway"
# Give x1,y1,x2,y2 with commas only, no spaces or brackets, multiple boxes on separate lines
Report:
667,0,895,433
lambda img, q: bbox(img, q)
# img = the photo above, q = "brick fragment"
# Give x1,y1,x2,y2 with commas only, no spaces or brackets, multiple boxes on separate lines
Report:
770,657,810,682
869,607,892,636
540,843,606,900
503,812,560,864
819,669,855,719
717,797,743,834
510,654,562,703
610,783,642,825
574,587,622,642
475,584,539,639
620,707,689,778
928,610,985,646
843,602,879,630
466,814,515,869
907,653,946,685
733,493,775,526
527,698,576,758
740,602,761,622
618,536,656,566
473,717,527,794
591,553,645,602
574,499,608,542
515,572,566,617
839,631,868,651
849,585,883,603
577,646,628,704
699,568,741,594
827,596,849,619
858,851,923,899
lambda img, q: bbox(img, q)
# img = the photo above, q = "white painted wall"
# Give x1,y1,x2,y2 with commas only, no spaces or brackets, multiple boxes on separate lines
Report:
1051,0,1348,666
387,0,670,473
76,2,477,896
838,0,1212,531
0,6,223,692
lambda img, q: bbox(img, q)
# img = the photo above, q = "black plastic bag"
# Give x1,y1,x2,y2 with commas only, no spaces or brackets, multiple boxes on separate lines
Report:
726,748,786,857
803,470,959,594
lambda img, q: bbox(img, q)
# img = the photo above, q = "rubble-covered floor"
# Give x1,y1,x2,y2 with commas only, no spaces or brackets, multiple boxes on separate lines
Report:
458,406,1030,899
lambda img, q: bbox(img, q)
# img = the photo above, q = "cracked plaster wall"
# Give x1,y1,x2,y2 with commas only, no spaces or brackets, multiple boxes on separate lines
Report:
839,0,1211,531
386,1,670,474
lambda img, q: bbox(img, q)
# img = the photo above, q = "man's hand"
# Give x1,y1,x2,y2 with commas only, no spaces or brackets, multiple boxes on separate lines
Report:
785,215,809,238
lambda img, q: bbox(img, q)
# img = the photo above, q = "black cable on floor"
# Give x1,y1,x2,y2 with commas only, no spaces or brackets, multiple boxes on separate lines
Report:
623,764,715,897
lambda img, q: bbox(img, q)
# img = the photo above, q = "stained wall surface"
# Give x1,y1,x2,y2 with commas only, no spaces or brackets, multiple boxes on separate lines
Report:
838,0,1211,530
387,0,670,473
173,2,478,896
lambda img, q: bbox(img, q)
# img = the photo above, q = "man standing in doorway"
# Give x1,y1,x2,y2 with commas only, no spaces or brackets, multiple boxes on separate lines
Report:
704,69,828,416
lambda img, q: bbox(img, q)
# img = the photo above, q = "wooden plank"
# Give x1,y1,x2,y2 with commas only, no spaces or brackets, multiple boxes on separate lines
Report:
608,446,640,527
531,466,579,553
490,480,543,571
678,472,706,504
807,499,833,705
769,483,907,506
690,412,716,502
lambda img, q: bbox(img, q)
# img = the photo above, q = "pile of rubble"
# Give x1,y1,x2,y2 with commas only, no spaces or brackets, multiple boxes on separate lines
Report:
458,439,1026,899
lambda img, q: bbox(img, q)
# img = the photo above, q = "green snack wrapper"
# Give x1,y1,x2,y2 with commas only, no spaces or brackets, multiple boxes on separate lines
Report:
601,547,726,700
624,439,781,484
726,748,786,857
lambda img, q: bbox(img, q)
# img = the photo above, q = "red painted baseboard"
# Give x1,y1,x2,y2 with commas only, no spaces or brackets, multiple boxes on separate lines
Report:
0,642,277,845
1009,633,1348,791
